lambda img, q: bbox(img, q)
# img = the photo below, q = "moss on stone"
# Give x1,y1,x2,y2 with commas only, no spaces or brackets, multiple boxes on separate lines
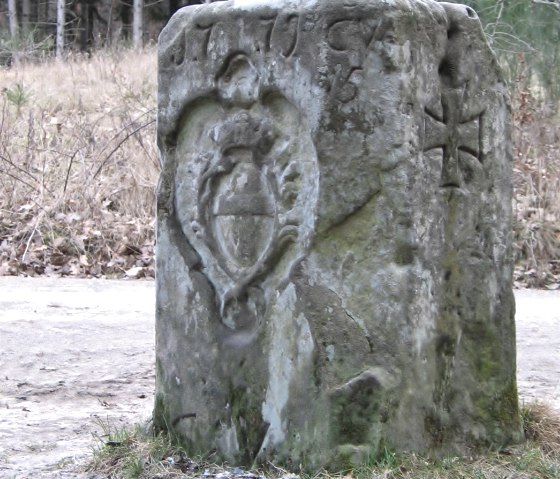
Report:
228,385,268,464
153,392,169,434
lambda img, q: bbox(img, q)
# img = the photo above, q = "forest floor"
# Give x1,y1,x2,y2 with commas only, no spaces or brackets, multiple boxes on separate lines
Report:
0,276,559,478
1,48,560,288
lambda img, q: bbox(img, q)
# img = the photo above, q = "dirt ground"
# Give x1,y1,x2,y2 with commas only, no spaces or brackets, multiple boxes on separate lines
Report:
0,277,558,478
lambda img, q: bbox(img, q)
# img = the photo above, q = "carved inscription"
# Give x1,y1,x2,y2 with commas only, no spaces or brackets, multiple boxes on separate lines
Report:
323,18,392,102
259,16,276,52
423,87,484,188
194,22,214,60
271,14,299,57
185,14,301,62
173,11,398,107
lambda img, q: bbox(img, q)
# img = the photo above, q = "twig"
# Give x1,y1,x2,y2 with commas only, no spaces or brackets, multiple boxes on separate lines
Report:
92,118,155,179
532,0,560,11
0,166,41,193
21,214,42,264
63,146,85,193
490,0,505,41
0,97,7,143
492,31,538,53
95,108,155,157
0,153,41,186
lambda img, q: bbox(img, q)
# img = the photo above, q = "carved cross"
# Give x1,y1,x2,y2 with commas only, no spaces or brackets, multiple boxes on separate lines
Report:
423,88,484,188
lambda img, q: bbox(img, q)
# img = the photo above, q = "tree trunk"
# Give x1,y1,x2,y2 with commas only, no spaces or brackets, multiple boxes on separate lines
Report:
133,0,143,49
22,0,31,34
7,0,18,39
77,0,94,52
119,1,132,40
169,0,181,19
105,0,117,47
48,0,58,44
56,0,65,58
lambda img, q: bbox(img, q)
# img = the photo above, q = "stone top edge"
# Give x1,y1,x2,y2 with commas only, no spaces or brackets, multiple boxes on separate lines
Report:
159,0,454,50
161,0,452,26
166,0,450,14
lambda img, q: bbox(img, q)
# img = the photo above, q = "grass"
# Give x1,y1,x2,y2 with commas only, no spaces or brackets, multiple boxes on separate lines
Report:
522,402,560,456
0,46,159,278
86,401,560,478
88,417,203,479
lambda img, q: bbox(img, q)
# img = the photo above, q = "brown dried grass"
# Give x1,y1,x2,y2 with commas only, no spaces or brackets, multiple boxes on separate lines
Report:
522,401,560,457
0,47,559,283
512,62,560,288
0,47,159,278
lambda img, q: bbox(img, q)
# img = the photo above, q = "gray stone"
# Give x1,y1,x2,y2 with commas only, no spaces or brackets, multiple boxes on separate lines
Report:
155,0,522,471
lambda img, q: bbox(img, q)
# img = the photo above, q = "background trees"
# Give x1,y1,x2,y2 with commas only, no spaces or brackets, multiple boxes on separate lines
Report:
1,0,558,102
466,0,560,104
0,0,209,60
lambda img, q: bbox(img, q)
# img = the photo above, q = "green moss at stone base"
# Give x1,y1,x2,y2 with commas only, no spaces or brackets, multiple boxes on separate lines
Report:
153,359,174,434
227,385,269,465
470,377,523,447
153,392,170,434
328,438,399,474
467,323,522,436
330,444,378,473
152,365,199,459
495,378,523,438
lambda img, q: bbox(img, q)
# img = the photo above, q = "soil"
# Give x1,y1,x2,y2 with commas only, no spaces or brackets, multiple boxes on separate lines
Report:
0,277,558,478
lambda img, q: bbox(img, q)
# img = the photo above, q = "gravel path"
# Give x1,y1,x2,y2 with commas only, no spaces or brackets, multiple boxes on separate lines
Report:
0,277,558,478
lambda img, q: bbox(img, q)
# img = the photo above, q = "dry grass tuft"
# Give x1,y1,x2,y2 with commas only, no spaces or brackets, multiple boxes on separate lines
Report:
0,47,158,278
522,402,560,457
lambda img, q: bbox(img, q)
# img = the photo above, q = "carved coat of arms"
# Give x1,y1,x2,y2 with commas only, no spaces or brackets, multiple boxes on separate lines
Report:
174,54,319,333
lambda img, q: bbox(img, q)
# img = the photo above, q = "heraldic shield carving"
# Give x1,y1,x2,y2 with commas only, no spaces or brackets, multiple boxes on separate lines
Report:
174,54,319,333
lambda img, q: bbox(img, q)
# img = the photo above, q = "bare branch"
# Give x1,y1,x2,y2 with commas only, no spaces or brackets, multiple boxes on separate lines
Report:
0,166,41,193
532,0,560,11
93,118,156,180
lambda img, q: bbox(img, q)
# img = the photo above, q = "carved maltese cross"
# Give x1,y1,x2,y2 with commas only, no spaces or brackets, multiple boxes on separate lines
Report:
423,88,484,188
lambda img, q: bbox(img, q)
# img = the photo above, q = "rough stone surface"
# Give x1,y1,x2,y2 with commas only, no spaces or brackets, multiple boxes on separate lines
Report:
155,0,522,470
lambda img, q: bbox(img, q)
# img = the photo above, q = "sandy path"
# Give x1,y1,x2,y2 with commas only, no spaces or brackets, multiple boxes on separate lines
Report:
515,288,560,410
0,277,558,478
0,278,155,478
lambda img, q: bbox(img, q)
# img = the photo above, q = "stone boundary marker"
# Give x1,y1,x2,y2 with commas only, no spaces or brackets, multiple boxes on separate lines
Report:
155,0,521,471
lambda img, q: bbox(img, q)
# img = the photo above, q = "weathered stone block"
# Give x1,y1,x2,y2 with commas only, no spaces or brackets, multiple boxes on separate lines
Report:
155,0,522,470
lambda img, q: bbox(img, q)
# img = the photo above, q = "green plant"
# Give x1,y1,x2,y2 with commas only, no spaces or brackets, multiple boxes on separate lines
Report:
0,29,53,66
376,445,399,469
88,416,197,479
90,418,147,479
3,83,29,111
